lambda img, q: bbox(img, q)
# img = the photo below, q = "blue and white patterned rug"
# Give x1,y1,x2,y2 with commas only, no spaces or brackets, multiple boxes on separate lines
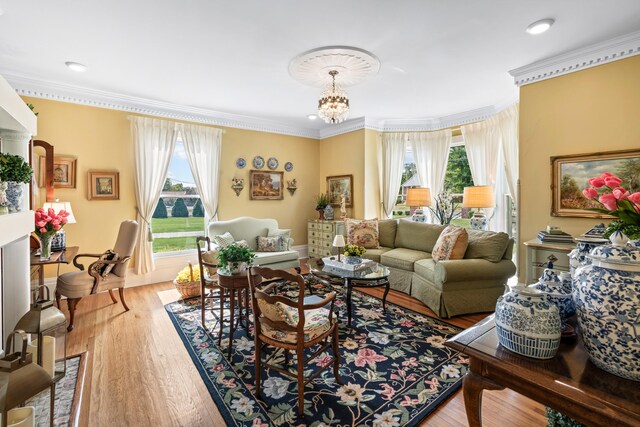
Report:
165,276,468,426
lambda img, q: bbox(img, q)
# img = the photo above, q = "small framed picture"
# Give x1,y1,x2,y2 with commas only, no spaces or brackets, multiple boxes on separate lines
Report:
40,155,77,188
327,174,353,208
250,170,284,200
87,170,120,200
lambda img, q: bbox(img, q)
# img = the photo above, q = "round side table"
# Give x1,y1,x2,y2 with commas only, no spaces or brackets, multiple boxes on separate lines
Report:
217,271,261,359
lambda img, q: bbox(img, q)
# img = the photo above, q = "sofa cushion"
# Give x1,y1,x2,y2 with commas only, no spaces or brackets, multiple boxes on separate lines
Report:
380,248,431,271
378,219,397,248
414,258,436,283
362,247,392,263
257,236,284,252
432,225,468,261
268,228,292,250
346,218,379,249
209,217,279,250
464,230,510,262
212,231,235,248
254,250,299,265
394,221,445,253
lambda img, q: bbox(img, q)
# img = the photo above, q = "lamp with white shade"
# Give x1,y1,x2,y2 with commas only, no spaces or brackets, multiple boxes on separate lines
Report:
332,234,346,261
42,200,75,251
462,186,495,230
406,187,431,223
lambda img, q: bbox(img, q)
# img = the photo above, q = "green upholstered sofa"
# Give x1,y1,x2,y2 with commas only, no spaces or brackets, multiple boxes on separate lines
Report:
362,219,516,318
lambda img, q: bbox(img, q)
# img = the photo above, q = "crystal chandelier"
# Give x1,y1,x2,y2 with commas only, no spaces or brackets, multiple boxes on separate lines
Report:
317,70,350,124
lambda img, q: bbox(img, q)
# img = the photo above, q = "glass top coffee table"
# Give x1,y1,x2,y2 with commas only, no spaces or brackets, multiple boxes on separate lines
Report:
308,257,391,327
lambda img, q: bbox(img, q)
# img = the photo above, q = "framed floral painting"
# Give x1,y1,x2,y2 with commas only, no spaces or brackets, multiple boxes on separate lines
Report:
250,170,283,200
551,149,640,218
87,170,120,200
327,175,353,208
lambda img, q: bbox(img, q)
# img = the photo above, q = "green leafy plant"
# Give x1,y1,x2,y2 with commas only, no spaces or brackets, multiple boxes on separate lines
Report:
344,244,366,257
218,244,256,271
27,103,39,116
315,193,330,210
0,153,33,183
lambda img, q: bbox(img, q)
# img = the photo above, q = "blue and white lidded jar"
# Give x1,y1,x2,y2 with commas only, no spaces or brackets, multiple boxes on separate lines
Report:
574,231,640,381
323,204,334,221
569,237,608,278
495,285,562,359
532,269,575,329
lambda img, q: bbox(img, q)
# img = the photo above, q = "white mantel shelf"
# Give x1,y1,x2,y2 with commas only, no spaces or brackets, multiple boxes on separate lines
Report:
0,211,34,248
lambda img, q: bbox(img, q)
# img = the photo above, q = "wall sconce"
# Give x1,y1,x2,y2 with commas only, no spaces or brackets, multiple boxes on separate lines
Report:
231,178,244,197
286,179,297,196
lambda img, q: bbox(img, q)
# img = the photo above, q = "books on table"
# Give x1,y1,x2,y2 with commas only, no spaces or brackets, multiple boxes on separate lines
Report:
536,230,574,243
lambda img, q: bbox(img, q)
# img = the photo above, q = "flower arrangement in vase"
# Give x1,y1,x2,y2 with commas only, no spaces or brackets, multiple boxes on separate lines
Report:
217,244,256,275
343,244,366,264
34,207,70,260
582,172,640,240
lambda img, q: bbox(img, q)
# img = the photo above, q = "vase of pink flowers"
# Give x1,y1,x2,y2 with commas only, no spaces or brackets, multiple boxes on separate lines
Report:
34,207,70,260
582,172,640,241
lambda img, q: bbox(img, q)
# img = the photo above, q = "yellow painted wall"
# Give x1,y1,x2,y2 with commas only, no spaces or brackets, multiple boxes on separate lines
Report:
518,55,640,280
363,129,381,218
24,97,320,277
318,130,365,218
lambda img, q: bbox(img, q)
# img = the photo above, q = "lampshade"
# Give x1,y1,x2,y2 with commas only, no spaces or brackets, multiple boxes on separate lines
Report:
42,201,76,223
332,234,346,247
462,186,495,208
406,188,431,207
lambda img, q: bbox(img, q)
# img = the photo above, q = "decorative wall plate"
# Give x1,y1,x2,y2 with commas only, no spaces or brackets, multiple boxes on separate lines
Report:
236,158,246,169
267,157,279,170
284,161,293,172
253,156,265,169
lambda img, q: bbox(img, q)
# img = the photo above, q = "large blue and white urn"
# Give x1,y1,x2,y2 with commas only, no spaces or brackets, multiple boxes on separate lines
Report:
495,285,562,359
574,232,640,381
531,269,575,328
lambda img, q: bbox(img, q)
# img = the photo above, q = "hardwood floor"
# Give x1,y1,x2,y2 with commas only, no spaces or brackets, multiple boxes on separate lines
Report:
66,266,548,426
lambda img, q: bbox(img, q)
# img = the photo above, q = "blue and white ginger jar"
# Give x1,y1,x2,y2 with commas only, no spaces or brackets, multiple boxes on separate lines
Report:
323,204,334,221
495,286,562,359
574,231,640,381
532,269,575,328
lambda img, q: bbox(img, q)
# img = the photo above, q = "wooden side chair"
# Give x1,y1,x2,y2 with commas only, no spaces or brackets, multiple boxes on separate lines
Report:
55,220,139,331
196,236,220,329
247,266,342,417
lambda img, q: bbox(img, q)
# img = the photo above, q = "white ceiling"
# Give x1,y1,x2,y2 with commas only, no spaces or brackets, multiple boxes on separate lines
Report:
1,0,640,132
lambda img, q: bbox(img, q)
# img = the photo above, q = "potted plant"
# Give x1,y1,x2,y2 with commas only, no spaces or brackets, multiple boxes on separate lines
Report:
0,153,33,213
218,243,256,274
343,244,366,264
315,193,330,220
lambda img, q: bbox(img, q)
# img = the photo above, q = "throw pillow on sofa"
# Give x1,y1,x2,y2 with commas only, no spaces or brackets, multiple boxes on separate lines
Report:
267,228,291,250
346,218,379,249
257,236,284,252
432,225,468,261
212,231,235,248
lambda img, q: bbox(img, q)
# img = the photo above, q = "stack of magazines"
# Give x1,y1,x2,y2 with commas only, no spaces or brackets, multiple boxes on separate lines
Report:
537,230,574,243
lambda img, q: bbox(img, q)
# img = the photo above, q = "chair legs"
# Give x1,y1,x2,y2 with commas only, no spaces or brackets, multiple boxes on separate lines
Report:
118,288,130,311
108,289,118,304
296,347,305,417
66,298,81,332
332,326,342,384
255,338,263,397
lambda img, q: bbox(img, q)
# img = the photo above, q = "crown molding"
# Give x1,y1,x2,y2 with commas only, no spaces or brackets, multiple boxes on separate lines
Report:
3,72,321,139
509,30,640,86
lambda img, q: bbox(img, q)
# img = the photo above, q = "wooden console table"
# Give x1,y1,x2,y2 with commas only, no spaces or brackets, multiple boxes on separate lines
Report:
445,315,640,427
30,246,79,294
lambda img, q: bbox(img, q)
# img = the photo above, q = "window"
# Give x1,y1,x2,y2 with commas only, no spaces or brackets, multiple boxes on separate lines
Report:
151,141,204,254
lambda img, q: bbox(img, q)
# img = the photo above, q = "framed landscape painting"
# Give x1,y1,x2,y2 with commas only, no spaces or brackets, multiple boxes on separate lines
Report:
327,174,353,207
41,155,77,188
87,170,119,200
551,149,640,218
250,170,283,200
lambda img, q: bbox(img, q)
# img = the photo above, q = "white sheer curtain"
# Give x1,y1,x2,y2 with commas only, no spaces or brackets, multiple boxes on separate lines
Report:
131,116,178,274
500,104,519,204
410,129,452,220
180,123,223,225
378,133,407,218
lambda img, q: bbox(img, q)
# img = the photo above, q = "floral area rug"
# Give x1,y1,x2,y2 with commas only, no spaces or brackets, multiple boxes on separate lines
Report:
165,276,468,426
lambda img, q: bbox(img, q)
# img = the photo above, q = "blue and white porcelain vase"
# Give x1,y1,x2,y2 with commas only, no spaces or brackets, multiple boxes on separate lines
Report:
469,213,488,230
344,256,362,265
324,204,334,221
574,231,640,381
5,181,23,212
569,237,608,278
531,269,575,329
495,285,562,359
0,181,8,214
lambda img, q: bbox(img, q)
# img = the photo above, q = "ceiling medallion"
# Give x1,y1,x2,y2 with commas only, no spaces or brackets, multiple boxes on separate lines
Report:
289,46,380,124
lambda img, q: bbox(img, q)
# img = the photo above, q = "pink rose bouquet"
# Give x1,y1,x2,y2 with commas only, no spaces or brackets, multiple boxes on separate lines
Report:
34,207,70,238
582,172,640,239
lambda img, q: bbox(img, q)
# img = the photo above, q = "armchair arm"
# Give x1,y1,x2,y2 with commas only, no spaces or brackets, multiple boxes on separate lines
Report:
434,258,516,285
86,256,131,294
73,253,104,271
302,291,336,310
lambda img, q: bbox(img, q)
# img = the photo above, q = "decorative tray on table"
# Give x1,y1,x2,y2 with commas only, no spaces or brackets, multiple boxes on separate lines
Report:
321,256,375,271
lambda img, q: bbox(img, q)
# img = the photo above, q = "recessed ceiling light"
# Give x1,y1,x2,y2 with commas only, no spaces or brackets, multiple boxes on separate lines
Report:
307,114,318,120
65,61,87,72
526,18,554,35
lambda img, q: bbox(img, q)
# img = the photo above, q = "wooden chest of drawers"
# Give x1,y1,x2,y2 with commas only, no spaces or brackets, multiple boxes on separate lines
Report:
308,220,345,258
523,239,576,284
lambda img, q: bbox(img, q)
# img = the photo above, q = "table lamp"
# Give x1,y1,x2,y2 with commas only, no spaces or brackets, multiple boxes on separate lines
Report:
406,187,431,222
462,186,495,230
42,200,76,251
332,234,346,261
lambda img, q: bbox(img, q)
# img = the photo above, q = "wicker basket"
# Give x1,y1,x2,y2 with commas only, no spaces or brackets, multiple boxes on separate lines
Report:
174,263,201,299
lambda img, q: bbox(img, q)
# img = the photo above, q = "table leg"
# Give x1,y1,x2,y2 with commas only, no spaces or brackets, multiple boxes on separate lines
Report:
218,289,225,346
345,278,353,327
463,360,504,427
382,280,390,313
201,282,206,330
228,289,236,360
38,266,45,300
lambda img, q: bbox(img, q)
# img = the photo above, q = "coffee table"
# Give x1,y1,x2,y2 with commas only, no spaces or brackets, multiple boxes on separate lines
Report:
308,257,390,327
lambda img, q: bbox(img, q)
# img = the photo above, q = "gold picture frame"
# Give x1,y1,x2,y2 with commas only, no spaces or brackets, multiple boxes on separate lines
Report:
327,174,353,208
249,170,284,200
551,149,640,218
40,155,77,188
87,170,120,200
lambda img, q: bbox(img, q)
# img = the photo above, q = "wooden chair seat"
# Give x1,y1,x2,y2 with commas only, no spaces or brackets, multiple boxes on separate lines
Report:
260,307,335,344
